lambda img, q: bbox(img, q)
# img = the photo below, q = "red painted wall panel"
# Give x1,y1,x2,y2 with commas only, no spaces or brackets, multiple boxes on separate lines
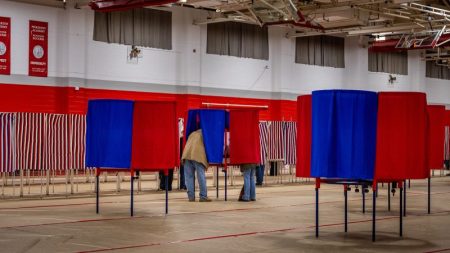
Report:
0,83,297,121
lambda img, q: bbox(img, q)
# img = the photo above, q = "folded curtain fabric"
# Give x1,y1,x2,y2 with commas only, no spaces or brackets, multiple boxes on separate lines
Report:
311,90,378,180
86,100,134,169
131,101,178,171
15,113,46,171
0,113,15,173
296,95,312,178
259,122,268,165
427,105,446,170
186,109,229,164
283,121,297,165
267,121,284,160
229,109,260,164
445,110,450,126
375,92,428,180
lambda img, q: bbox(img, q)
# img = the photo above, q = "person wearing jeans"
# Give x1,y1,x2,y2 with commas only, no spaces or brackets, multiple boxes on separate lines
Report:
181,129,211,202
184,160,208,201
240,164,257,202
255,164,265,186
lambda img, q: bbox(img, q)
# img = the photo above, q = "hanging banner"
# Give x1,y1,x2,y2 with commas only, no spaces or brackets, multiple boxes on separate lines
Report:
0,17,11,75
29,20,48,77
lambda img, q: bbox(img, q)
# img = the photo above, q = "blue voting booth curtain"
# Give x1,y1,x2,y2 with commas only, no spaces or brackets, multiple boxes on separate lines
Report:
186,109,229,164
311,90,378,180
86,100,134,169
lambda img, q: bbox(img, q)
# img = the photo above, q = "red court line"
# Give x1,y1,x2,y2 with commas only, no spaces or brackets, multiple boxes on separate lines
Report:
76,210,450,253
0,199,345,229
1,186,447,211
424,248,450,253
2,190,449,230
0,188,316,211
0,216,146,229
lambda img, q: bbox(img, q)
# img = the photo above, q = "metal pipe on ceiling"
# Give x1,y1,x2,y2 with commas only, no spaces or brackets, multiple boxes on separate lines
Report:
89,0,179,12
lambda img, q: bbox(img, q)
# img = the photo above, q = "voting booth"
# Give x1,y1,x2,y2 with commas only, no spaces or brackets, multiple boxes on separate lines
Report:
86,100,179,216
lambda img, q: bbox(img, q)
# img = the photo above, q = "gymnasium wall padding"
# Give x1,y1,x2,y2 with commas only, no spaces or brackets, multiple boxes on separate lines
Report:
375,92,428,180
85,100,134,169
311,90,378,180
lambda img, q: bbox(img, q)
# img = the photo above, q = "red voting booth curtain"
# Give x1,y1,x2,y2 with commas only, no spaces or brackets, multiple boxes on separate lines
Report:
375,92,428,181
131,101,179,173
296,95,312,178
229,110,260,164
428,105,446,170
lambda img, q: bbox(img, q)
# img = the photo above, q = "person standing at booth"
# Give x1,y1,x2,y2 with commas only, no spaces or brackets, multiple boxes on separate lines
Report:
239,164,257,202
182,129,211,202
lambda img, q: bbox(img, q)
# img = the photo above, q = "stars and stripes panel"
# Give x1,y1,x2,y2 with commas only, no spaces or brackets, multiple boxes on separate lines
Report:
44,114,70,171
0,113,87,172
69,114,86,170
259,122,268,165
15,113,45,171
267,121,284,160
283,121,296,165
1,113,16,173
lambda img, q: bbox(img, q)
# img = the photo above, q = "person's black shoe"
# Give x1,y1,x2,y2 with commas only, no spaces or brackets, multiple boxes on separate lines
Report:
239,198,250,202
251,199,256,201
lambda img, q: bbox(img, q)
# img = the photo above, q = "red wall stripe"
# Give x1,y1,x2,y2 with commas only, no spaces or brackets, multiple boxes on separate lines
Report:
0,83,297,121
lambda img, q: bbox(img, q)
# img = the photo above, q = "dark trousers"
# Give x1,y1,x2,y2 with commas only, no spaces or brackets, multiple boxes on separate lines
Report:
159,169,174,191
179,164,186,189
255,165,265,185
269,162,278,176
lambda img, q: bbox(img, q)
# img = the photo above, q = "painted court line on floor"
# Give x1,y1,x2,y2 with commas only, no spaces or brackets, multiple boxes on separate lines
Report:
1,190,448,230
75,210,450,253
0,188,320,211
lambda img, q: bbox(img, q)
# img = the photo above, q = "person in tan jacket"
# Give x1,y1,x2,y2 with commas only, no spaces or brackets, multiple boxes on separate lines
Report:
182,129,211,202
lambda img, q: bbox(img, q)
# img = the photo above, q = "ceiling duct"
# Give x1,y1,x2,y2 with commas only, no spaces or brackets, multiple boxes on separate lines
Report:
369,34,450,52
89,0,178,12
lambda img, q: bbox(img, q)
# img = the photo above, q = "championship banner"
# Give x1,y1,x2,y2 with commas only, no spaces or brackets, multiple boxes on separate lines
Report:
0,17,11,75
29,20,48,77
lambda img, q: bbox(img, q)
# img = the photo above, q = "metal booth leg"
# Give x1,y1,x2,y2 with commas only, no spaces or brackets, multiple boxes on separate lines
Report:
344,185,348,232
130,171,136,217
388,183,391,211
362,186,366,214
372,187,376,242
216,166,219,199
400,184,403,237
224,169,228,201
428,177,431,214
165,173,169,214
403,180,406,217
316,187,319,238
96,173,100,214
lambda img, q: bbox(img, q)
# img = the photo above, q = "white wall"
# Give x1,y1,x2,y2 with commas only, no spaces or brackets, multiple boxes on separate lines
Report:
0,0,448,105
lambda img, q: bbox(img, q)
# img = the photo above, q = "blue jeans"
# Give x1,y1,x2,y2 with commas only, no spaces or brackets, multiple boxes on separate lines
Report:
255,165,265,185
242,167,256,201
184,160,207,200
